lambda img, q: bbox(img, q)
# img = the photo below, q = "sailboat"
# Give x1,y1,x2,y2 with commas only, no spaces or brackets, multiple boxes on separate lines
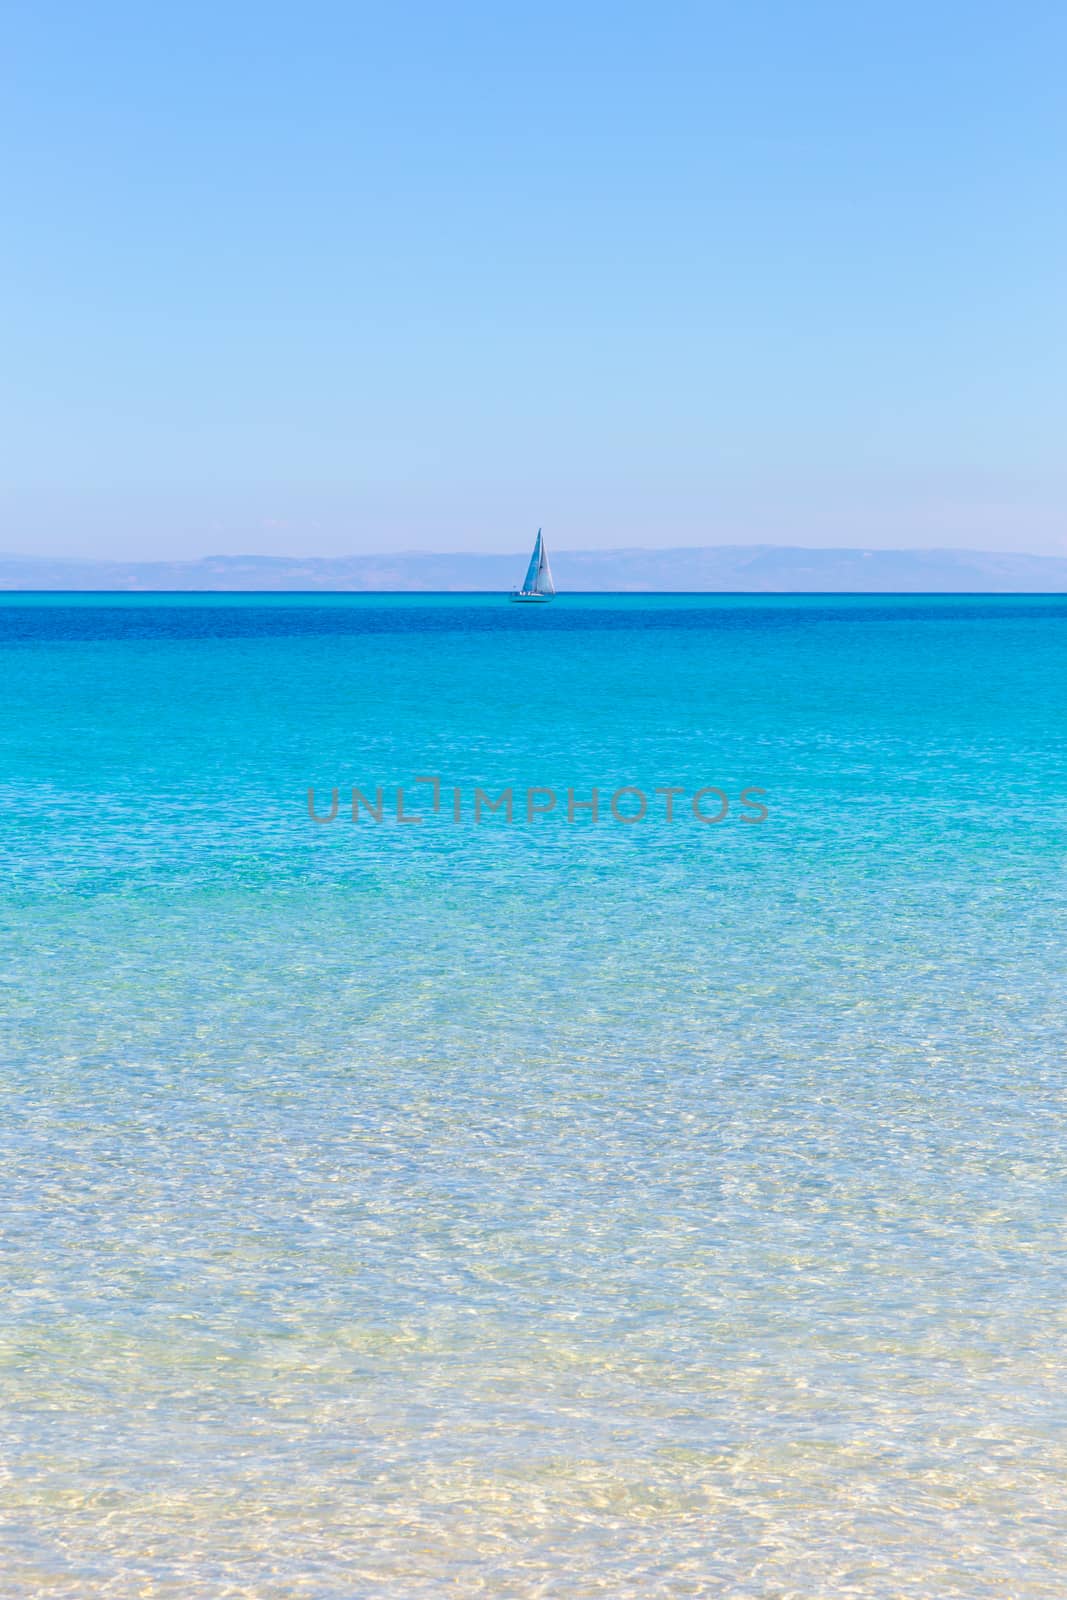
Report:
509,528,556,603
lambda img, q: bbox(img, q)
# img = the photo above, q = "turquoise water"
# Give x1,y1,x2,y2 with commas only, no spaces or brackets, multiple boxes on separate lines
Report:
2,594,1065,1597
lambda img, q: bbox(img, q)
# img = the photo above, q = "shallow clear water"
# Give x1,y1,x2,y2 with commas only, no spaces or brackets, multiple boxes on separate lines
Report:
2,594,1065,1597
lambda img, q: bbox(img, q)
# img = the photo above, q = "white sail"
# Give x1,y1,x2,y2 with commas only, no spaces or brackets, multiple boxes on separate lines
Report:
534,532,555,595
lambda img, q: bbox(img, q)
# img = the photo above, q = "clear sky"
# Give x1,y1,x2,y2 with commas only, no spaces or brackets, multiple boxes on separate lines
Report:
3,1,1065,558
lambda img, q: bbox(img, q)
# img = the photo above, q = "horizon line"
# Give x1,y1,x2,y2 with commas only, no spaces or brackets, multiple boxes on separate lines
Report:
4,589,1067,599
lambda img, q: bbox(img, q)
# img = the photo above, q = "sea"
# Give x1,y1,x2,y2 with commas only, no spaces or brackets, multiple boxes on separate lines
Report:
2,592,1065,1598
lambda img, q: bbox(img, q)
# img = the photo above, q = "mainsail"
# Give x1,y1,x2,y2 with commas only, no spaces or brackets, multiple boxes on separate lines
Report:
522,529,555,596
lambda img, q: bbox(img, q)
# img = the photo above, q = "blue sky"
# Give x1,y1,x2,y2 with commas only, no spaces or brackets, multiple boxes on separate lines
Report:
3,1,1065,557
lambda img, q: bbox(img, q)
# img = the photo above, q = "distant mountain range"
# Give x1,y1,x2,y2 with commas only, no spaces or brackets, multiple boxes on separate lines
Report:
2,545,1067,592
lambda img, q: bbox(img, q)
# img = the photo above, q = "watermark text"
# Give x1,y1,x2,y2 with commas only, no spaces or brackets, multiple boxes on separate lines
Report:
306,776,768,827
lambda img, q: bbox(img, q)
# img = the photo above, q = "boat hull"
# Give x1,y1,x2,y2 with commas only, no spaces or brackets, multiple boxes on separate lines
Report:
509,592,554,604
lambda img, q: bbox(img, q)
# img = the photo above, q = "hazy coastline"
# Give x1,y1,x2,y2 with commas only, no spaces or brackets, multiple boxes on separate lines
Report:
4,544,1067,592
